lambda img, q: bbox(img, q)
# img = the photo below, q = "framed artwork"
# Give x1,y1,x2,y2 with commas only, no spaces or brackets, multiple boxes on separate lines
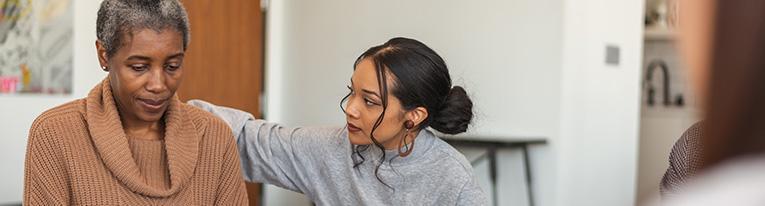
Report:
0,0,73,94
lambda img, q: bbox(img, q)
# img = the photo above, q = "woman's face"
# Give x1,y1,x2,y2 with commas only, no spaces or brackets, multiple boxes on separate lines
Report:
345,58,410,149
678,0,715,109
97,29,185,124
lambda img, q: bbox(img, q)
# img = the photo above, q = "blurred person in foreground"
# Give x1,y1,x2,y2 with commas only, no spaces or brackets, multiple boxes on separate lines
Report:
657,0,765,205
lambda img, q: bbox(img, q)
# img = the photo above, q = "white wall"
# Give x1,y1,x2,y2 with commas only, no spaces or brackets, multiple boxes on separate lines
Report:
0,0,105,203
556,0,644,205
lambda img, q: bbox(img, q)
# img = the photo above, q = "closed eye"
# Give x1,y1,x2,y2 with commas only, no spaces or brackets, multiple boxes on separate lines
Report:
364,98,379,106
164,63,181,71
130,64,149,72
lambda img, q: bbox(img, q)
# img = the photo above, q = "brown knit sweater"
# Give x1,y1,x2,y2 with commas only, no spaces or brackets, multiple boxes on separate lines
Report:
23,78,248,205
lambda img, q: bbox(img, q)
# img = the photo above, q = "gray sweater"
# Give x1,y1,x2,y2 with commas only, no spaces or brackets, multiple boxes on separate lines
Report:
188,100,487,206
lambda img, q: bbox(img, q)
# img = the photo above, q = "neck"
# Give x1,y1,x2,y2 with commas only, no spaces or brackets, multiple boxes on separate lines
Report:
122,116,164,141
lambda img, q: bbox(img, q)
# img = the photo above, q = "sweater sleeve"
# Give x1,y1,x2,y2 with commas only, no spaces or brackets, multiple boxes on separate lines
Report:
188,100,338,195
214,123,249,205
24,119,71,205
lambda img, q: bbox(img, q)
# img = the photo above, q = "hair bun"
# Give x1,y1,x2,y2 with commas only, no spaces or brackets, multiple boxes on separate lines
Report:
430,86,473,134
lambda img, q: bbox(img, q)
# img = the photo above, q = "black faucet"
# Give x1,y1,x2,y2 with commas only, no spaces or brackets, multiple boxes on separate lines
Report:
645,60,681,107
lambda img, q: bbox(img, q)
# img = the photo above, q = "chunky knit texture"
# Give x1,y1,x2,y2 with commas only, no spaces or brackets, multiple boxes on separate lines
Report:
661,122,705,199
23,78,248,205
127,138,171,190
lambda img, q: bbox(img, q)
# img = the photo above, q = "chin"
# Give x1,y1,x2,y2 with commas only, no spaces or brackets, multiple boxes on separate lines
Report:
134,102,169,122
140,115,163,123
348,133,371,145
136,111,165,122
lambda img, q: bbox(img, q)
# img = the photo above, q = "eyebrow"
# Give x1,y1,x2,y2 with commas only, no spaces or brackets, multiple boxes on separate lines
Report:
125,55,151,62
166,53,185,60
362,89,381,99
350,79,381,98
125,53,185,62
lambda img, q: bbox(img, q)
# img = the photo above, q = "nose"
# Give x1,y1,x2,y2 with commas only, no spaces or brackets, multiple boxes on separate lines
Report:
344,96,360,119
145,67,168,94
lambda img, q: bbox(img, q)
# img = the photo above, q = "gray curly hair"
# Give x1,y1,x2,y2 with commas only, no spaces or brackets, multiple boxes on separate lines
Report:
96,0,190,58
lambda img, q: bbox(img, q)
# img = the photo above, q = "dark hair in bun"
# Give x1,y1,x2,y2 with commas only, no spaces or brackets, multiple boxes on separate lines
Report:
430,86,473,134
353,37,473,134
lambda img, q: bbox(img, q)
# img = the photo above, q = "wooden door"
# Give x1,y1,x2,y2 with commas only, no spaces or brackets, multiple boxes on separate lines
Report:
179,0,263,205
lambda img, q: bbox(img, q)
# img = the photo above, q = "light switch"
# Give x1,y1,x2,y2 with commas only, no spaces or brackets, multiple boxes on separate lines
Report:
605,45,620,66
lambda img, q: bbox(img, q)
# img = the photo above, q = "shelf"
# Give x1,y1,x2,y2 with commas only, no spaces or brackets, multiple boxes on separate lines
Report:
644,27,676,41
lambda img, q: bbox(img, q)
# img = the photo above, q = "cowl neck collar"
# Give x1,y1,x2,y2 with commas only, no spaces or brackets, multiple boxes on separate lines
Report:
85,78,199,197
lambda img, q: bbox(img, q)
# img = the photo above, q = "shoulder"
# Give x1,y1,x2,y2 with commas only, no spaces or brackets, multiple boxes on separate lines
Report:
30,99,86,134
667,121,705,175
182,103,231,131
29,99,87,146
435,138,474,173
181,103,235,145
423,137,476,183
32,99,86,125
408,135,484,201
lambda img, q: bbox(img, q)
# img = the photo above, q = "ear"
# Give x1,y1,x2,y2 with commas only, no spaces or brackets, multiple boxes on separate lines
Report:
95,40,109,69
405,106,429,129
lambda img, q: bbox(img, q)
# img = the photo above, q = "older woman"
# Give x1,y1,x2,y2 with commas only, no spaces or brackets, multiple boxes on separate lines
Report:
23,0,247,205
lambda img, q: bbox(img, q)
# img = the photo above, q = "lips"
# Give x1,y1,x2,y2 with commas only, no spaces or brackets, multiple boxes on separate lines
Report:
347,123,362,133
138,97,168,112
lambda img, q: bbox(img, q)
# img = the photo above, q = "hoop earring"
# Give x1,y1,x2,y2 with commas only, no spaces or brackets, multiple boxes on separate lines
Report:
101,66,109,71
398,120,415,157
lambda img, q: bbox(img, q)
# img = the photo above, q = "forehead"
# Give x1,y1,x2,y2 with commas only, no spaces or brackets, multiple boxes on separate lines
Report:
351,58,405,107
352,58,399,95
117,28,184,56
352,58,405,97
352,58,378,84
